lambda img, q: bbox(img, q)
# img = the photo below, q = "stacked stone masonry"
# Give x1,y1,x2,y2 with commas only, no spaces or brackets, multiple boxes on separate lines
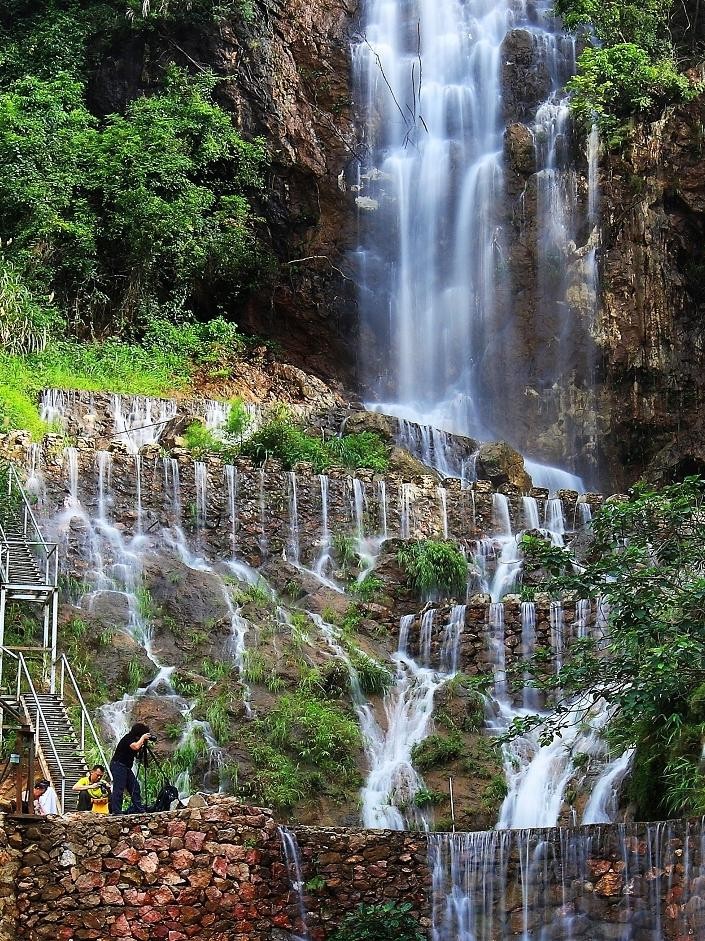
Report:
1,798,705,940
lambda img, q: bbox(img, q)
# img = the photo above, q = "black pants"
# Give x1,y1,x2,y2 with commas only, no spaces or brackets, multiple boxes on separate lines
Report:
109,760,145,814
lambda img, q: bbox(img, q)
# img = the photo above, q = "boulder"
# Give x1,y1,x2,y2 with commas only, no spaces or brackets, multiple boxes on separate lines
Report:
476,442,532,491
501,29,551,122
341,410,398,443
387,446,438,480
504,122,536,178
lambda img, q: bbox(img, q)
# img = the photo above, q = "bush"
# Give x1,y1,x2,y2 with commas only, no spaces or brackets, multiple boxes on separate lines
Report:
259,692,361,776
247,743,307,809
0,64,271,336
397,540,468,598
568,44,693,143
183,422,222,459
240,416,390,473
555,0,694,142
411,732,464,771
329,903,425,941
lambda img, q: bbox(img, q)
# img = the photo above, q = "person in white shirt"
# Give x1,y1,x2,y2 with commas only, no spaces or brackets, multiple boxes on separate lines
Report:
33,779,59,815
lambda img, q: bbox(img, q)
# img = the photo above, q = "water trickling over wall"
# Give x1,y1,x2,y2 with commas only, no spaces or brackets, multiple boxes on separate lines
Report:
353,0,599,482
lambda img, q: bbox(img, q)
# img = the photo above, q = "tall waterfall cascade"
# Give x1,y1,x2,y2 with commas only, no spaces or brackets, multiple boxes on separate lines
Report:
353,0,600,484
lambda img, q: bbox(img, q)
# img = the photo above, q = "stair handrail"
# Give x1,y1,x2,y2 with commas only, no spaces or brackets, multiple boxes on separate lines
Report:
58,654,111,781
4,464,58,589
2,647,68,812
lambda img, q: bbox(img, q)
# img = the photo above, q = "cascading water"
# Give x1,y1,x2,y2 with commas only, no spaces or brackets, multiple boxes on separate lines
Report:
279,826,311,941
285,472,301,565
429,821,705,941
353,0,599,483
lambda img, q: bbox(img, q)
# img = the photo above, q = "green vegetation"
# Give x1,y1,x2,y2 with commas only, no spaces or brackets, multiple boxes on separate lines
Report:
259,692,361,776
411,732,465,770
0,0,273,433
519,477,705,818
397,540,468,598
246,743,306,809
239,411,390,473
0,319,258,435
349,573,384,602
413,787,446,807
329,903,425,941
555,0,695,144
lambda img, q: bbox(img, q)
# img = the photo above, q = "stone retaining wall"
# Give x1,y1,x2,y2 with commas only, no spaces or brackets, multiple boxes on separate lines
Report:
32,442,597,568
1,798,704,941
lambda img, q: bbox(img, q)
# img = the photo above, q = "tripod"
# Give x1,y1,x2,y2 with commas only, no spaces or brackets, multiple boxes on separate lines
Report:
138,744,177,812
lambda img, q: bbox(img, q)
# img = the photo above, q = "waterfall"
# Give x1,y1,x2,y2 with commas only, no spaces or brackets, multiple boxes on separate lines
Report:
203,399,231,432
438,486,449,539
353,0,597,484
225,465,238,556
522,496,540,530
279,826,311,941
51,447,228,782
334,606,468,829
40,388,68,428
194,461,208,530
577,500,593,527
489,494,521,602
439,604,466,674
429,823,705,940
419,608,436,666
313,474,333,577
111,394,176,452
286,472,301,565
544,496,565,545
25,443,45,505
399,482,413,538
574,598,591,640
65,446,79,507
583,750,634,825
549,600,564,675
520,601,539,710
488,602,507,701
377,478,388,539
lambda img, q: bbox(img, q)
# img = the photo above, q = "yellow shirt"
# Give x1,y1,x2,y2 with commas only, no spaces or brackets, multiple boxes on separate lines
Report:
76,776,109,813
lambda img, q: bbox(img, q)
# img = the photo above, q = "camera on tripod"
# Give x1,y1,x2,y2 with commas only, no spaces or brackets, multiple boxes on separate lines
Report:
147,733,158,744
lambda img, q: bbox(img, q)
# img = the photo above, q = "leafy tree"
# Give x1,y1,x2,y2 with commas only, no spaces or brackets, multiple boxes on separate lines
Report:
518,477,705,818
0,66,271,335
567,44,693,144
555,0,696,141
554,0,672,55
329,902,425,941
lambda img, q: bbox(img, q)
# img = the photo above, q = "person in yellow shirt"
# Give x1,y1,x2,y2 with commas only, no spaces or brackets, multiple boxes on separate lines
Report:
72,764,111,814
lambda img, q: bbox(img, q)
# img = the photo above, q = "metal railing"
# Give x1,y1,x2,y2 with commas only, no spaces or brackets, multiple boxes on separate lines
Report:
1,464,58,590
58,654,111,780
2,648,68,812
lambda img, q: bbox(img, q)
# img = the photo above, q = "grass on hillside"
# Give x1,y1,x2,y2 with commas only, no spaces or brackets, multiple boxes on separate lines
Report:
0,318,267,438
0,341,190,437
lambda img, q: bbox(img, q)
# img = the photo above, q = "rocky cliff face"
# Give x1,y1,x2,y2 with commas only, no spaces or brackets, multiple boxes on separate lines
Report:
90,0,361,384
598,92,705,488
485,32,705,490
89,4,705,489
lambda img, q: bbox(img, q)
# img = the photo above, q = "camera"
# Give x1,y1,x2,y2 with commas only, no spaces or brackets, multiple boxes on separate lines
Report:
98,781,111,795
148,733,158,743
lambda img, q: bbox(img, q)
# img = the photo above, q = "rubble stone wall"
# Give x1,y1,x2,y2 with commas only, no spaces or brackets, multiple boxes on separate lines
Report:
0,798,703,941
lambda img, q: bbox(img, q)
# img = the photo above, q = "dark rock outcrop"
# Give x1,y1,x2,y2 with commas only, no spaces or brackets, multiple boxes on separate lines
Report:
476,441,532,492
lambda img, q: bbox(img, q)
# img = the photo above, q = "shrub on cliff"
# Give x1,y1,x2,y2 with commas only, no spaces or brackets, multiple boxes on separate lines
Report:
239,414,390,473
518,476,705,818
555,0,696,143
329,902,425,941
397,540,468,599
